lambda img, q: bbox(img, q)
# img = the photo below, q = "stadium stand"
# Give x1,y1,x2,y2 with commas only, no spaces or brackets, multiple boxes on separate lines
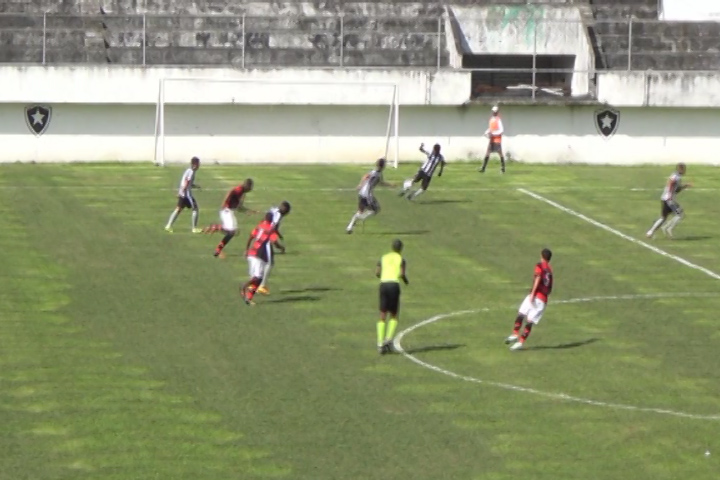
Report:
588,0,720,70
1,0,719,72
0,1,448,67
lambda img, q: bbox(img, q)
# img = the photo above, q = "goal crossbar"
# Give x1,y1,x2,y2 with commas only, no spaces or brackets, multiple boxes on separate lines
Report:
153,77,400,167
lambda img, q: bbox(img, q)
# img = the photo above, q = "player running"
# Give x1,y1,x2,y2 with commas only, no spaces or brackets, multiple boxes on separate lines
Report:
398,143,445,200
257,201,292,295
646,163,692,239
505,248,553,351
479,105,506,174
203,178,255,258
346,158,394,234
376,239,409,354
165,156,202,233
241,213,286,305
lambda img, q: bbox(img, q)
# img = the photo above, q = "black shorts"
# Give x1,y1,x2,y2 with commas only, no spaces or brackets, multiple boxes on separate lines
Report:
661,200,683,217
413,170,432,190
177,194,197,209
487,142,503,154
358,195,380,213
379,282,401,314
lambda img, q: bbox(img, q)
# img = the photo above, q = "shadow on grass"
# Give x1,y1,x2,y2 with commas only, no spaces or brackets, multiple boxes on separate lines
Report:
523,338,599,351
674,235,712,242
402,343,466,354
376,229,430,236
280,287,341,294
265,295,321,304
419,199,466,205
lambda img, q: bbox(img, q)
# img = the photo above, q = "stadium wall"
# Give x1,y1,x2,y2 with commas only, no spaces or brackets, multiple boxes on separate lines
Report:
1,66,720,165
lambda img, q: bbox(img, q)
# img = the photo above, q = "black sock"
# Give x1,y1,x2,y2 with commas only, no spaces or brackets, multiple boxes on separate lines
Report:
217,233,235,251
500,156,506,171
481,156,489,171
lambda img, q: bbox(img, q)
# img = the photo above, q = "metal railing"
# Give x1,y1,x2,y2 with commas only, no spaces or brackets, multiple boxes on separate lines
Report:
0,14,717,73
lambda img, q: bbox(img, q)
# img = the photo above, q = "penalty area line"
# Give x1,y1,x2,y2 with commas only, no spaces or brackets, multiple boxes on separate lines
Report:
394,292,720,421
518,188,720,281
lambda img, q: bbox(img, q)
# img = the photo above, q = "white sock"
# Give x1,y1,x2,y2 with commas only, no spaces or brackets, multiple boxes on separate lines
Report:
260,264,272,287
347,213,360,230
166,209,180,228
647,217,664,235
410,188,425,199
666,215,683,231
403,179,413,191
191,210,199,229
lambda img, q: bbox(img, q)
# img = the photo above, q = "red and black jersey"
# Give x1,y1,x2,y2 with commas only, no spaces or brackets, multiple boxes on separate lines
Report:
223,185,247,209
533,260,553,302
247,220,279,261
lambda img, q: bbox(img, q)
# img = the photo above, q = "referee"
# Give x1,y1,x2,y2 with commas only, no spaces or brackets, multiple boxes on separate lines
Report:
375,239,409,354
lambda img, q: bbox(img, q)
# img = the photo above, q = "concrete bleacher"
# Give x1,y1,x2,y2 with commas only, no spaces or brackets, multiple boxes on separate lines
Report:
588,0,720,70
0,1,448,67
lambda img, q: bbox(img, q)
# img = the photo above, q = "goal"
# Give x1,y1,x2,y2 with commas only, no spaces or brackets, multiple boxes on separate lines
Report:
153,78,400,167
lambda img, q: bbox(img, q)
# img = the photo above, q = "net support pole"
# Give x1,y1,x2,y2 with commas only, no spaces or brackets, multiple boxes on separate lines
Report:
384,87,394,164
393,84,400,168
153,79,162,165
159,79,166,167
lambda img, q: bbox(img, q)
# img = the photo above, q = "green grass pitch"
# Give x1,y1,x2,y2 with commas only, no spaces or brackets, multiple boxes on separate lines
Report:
1,162,719,480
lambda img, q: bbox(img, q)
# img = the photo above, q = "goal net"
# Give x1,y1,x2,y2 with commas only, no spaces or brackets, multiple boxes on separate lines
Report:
153,78,400,168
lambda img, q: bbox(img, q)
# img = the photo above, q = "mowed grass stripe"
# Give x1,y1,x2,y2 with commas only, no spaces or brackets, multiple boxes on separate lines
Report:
0,173,291,479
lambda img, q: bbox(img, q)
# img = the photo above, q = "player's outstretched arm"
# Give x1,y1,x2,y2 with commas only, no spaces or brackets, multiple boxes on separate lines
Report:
419,143,427,154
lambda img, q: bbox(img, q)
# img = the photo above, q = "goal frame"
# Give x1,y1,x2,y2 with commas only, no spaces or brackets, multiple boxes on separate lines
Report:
153,77,400,167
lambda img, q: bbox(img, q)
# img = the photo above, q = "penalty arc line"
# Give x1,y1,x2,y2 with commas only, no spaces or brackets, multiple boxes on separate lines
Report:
394,292,720,421
518,188,720,281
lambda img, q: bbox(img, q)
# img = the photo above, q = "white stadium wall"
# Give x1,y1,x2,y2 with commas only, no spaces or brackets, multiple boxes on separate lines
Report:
1,66,720,165
448,5,593,96
660,0,720,21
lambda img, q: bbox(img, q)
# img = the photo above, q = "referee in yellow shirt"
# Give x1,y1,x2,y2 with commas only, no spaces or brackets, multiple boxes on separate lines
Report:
375,239,409,354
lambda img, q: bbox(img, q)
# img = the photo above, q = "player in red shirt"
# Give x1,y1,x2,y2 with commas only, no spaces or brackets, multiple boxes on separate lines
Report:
203,178,255,258
241,213,285,305
505,248,553,351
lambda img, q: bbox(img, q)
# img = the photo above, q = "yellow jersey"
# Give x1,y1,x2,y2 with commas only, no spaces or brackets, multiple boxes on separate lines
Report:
379,252,405,283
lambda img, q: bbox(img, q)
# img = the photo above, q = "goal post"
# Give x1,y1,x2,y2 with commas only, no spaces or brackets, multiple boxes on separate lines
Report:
153,77,400,168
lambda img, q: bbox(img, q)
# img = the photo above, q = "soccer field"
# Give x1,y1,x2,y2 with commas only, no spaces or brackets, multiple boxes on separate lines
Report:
1,162,719,480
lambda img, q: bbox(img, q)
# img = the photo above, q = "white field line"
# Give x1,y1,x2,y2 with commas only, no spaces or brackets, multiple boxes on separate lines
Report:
518,188,720,281
394,292,720,421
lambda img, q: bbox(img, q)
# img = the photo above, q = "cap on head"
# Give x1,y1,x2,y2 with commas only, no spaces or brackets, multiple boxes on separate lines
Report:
392,239,403,253
491,105,499,114
376,158,386,170
280,200,291,214
541,248,552,262
244,178,254,190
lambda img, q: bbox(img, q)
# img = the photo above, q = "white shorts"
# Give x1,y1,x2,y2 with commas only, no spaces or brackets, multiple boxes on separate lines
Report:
220,208,237,232
518,295,547,324
247,256,266,279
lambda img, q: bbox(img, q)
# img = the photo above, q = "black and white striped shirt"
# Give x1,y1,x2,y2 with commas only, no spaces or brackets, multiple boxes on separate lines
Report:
267,206,283,229
421,152,445,176
359,169,383,198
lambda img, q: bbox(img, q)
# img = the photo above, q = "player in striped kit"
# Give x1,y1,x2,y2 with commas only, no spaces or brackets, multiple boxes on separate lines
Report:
646,163,692,239
346,158,393,234
257,201,291,295
165,156,202,233
399,143,445,200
